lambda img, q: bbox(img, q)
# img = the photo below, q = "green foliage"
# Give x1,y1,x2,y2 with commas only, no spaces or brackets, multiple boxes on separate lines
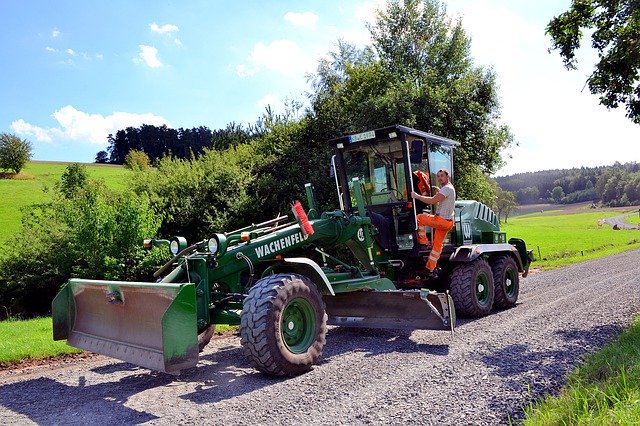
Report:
0,161,129,245
129,144,259,242
497,162,640,205
0,179,164,318
455,164,495,207
547,1,640,123
525,315,640,424
596,165,640,206
124,149,151,170
551,185,565,203
309,0,511,202
0,133,32,174
494,185,517,222
57,163,88,198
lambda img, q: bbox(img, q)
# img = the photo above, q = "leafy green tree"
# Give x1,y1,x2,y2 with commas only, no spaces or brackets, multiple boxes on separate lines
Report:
95,150,109,163
310,0,513,202
124,149,151,170
58,163,88,198
494,185,517,223
547,1,640,123
0,133,32,174
551,185,565,203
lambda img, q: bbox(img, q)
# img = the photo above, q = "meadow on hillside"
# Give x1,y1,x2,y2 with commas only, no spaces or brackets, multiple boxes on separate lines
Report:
1,161,129,243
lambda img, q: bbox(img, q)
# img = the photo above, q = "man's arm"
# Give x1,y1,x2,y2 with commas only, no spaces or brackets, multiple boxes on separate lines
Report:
411,191,445,205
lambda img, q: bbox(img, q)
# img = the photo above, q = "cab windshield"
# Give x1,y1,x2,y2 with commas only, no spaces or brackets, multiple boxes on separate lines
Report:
343,140,407,205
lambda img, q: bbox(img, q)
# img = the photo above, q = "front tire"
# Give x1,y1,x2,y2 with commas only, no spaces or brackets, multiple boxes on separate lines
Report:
491,255,520,309
449,258,495,317
240,273,327,376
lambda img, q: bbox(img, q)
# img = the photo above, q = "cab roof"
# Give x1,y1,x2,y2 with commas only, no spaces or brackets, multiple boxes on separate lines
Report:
328,124,460,148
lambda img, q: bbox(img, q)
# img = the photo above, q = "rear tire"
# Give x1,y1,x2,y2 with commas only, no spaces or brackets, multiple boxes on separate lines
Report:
449,258,494,318
491,255,520,309
240,273,327,376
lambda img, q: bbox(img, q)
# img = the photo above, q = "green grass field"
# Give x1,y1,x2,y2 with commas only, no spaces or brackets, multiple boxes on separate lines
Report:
501,210,640,270
0,317,81,366
1,161,129,244
525,315,640,424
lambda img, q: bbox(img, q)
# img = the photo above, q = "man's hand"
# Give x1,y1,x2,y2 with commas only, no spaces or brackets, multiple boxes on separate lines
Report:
411,191,420,200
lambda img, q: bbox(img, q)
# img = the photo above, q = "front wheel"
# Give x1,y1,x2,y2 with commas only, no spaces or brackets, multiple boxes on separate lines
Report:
449,258,495,318
240,273,327,376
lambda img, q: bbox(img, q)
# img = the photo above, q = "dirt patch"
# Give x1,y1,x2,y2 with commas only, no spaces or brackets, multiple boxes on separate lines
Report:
0,172,35,180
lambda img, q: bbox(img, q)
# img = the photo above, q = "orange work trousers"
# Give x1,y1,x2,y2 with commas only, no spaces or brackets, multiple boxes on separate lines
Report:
417,214,454,271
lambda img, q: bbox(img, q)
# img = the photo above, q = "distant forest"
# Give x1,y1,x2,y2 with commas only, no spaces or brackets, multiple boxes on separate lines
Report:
496,162,640,206
95,122,260,164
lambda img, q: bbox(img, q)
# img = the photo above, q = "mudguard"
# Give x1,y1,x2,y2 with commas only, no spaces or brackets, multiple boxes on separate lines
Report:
448,243,524,271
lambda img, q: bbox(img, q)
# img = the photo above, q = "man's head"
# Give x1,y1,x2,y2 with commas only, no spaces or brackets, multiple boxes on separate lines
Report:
436,169,450,186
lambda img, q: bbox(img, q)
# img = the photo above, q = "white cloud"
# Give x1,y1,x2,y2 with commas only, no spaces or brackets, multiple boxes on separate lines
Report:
355,0,385,23
66,48,76,56
95,53,104,60
136,45,162,68
51,28,60,38
150,22,179,34
284,12,319,27
238,39,317,78
45,46,57,52
11,105,170,145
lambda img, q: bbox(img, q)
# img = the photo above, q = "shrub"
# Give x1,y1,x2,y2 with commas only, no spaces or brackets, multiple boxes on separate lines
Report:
124,149,151,170
57,163,88,198
0,180,165,318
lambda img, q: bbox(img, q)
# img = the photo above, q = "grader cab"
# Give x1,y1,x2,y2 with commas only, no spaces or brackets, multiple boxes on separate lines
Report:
53,125,533,375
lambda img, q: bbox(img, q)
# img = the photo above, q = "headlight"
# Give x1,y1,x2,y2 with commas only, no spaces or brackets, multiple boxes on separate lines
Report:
208,237,219,253
170,239,180,255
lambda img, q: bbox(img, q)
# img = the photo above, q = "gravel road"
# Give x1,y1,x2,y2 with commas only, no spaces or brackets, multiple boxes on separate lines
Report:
605,212,640,230
2,249,640,425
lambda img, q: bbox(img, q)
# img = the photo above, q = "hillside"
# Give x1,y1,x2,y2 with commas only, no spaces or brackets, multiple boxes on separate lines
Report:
1,161,130,244
496,162,640,206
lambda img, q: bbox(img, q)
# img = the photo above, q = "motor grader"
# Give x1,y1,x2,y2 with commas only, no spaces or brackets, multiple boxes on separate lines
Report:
52,124,533,376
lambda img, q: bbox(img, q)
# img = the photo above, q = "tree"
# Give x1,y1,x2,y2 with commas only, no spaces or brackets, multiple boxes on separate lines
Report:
124,150,151,170
310,0,513,202
58,163,88,199
551,185,565,203
0,133,32,174
547,1,640,123
95,151,109,163
494,186,517,223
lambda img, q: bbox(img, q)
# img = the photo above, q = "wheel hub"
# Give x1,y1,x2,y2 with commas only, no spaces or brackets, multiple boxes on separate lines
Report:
281,298,316,354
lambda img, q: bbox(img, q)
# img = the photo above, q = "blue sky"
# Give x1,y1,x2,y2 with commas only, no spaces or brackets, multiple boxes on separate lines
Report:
1,0,639,175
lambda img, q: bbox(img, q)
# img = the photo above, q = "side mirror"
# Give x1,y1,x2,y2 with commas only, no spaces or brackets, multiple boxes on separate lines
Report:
410,139,424,164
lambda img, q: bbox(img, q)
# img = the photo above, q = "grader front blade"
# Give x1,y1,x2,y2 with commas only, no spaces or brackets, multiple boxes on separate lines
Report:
52,279,198,373
324,290,456,333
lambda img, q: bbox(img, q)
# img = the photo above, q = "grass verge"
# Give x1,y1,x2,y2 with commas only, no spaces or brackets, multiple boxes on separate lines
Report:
0,317,239,368
524,315,640,424
0,317,81,367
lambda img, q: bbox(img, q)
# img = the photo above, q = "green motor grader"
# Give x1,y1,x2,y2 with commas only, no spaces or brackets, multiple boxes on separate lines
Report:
52,124,533,376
